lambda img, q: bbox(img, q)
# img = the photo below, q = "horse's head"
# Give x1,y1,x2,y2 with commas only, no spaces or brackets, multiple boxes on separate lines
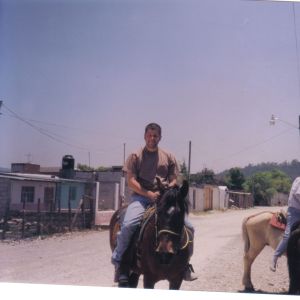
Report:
155,180,189,264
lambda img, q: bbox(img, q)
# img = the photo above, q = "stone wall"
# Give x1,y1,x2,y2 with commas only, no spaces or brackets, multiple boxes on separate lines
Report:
0,204,94,240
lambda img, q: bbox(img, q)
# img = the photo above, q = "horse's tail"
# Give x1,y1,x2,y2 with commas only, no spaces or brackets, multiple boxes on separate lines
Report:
242,216,251,254
109,209,121,252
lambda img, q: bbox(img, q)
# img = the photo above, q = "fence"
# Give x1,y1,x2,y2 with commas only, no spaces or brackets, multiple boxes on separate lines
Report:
228,190,254,209
0,195,94,240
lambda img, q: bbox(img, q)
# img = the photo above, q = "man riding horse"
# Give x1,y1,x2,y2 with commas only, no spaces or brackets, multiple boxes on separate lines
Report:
111,122,197,283
271,176,300,272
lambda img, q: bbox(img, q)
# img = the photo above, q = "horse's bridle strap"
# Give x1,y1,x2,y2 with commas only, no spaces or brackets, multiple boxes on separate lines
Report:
157,227,192,250
157,229,180,236
180,226,193,250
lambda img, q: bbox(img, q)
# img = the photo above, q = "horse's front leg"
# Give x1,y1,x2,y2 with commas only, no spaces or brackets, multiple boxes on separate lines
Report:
169,277,183,290
143,275,155,289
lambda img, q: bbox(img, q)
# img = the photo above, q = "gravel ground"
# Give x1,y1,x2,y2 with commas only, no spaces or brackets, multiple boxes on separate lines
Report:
0,206,290,295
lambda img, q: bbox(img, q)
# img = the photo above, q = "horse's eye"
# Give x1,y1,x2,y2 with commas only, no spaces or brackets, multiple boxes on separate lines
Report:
167,206,175,216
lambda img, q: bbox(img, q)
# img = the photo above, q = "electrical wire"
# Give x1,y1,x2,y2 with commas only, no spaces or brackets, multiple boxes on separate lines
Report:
209,127,295,168
2,105,90,151
1,104,129,155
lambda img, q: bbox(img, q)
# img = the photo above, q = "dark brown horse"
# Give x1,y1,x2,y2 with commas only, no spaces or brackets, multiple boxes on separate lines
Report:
109,180,192,289
287,220,300,295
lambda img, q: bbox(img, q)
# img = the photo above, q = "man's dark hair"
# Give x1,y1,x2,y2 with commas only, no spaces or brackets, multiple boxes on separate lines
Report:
145,123,161,136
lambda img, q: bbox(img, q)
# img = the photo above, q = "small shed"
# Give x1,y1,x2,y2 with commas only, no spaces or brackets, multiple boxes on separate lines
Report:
189,185,229,212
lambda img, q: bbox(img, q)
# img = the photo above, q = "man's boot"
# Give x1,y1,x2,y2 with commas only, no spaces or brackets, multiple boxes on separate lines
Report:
114,264,120,283
113,262,129,285
112,258,121,283
183,227,197,281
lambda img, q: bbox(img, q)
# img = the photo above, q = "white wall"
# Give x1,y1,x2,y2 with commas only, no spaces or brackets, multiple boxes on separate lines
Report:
10,180,56,204
189,185,228,212
189,187,204,211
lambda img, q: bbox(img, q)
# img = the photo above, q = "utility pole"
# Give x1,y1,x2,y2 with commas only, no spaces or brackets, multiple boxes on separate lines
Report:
187,140,191,183
25,153,32,163
123,143,126,165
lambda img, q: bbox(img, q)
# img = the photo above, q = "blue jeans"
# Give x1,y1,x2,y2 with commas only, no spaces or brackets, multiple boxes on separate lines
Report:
111,194,194,265
274,206,300,258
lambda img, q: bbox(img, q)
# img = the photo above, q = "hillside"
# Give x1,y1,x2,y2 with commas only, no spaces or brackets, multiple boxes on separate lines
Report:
218,159,300,181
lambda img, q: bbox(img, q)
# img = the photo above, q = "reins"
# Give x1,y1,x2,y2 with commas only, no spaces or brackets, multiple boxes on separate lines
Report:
157,229,180,236
157,226,192,250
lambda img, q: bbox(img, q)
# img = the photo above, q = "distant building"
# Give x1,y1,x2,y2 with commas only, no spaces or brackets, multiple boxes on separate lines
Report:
0,172,88,217
188,184,253,211
11,163,40,174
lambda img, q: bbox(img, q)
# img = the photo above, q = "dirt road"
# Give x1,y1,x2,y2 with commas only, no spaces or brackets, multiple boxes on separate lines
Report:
0,206,289,294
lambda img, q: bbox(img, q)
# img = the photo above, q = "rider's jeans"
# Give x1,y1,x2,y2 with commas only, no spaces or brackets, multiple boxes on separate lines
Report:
111,194,150,265
111,194,195,266
274,206,300,258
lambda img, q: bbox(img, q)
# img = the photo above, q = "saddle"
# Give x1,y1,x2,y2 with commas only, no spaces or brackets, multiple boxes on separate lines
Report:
269,211,287,231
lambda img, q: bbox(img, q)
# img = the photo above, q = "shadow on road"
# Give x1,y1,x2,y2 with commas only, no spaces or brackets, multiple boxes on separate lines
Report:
238,289,288,295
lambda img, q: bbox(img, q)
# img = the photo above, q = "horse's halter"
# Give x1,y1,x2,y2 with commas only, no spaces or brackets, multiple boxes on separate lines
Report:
154,189,184,252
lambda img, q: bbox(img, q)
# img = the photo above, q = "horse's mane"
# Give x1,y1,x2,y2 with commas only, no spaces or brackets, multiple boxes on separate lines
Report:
157,186,189,215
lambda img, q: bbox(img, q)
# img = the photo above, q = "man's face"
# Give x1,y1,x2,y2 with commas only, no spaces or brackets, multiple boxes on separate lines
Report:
144,129,161,151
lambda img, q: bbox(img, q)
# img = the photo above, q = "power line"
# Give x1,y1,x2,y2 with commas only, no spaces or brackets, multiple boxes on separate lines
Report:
2,103,128,161
2,104,90,151
209,127,295,167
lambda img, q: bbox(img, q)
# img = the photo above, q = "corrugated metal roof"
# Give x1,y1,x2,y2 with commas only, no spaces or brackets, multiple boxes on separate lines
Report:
0,172,88,183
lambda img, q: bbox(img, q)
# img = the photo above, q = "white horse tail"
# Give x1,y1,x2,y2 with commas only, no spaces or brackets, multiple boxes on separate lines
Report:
242,216,250,253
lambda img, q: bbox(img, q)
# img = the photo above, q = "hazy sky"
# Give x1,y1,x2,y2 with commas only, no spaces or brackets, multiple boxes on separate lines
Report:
1,0,300,173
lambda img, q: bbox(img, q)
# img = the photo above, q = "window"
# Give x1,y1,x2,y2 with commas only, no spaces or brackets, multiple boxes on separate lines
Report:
21,186,35,203
69,186,77,201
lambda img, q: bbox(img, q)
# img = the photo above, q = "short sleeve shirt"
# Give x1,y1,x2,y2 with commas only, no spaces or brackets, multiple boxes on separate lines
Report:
123,147,179,192
288,177,300,209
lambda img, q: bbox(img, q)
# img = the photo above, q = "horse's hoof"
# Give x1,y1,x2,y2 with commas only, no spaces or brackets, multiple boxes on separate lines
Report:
118,281,129,288
118,274,129,288
242,287,255,293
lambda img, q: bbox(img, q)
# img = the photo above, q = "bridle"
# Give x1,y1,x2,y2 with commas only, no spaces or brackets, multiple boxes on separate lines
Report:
154,188,187,251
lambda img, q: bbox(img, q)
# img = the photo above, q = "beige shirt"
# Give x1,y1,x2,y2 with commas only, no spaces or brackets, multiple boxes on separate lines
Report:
288,177,300,209
123,147,179,192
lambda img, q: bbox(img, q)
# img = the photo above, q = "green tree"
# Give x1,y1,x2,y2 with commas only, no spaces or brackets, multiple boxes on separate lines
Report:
180,160,188,180
225,167,245,191
270,169,292,194
244,169,292,205
77,163,94,171
95,166,110,172
190,168,216,185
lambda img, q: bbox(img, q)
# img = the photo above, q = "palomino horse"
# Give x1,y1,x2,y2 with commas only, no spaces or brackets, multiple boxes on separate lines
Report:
242,211,286,292
109,180,192,289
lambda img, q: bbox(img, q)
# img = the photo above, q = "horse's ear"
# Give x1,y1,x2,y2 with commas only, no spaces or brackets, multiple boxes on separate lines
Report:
180,180,189,199
155,176,165,193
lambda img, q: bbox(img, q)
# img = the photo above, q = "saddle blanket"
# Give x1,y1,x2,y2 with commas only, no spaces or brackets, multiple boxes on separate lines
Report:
269,213,286,231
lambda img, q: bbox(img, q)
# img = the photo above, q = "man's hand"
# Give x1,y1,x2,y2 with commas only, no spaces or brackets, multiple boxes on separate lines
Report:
146,191,160,202
127,174,161,202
